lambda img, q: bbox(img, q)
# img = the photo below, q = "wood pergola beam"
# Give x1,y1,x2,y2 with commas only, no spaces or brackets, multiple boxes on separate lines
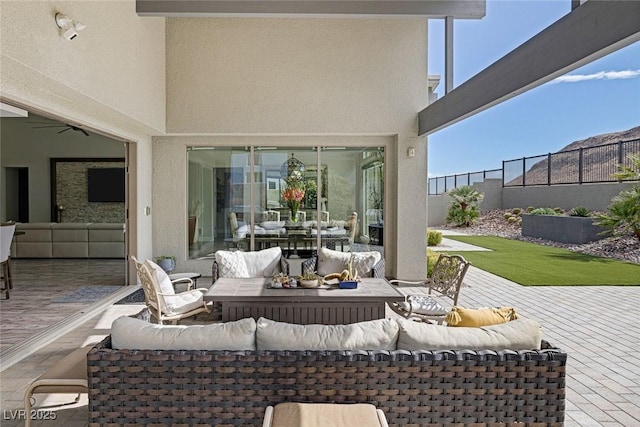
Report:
419,1,640,136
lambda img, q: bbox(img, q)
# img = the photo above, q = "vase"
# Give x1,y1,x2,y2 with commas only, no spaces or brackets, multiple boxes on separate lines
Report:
290,208,298,222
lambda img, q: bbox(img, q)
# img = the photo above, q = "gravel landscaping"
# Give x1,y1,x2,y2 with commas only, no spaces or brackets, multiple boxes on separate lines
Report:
438,209,640,264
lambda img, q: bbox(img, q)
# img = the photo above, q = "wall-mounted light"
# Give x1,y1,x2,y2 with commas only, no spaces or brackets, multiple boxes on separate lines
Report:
407,147,416,158
55,13,86,41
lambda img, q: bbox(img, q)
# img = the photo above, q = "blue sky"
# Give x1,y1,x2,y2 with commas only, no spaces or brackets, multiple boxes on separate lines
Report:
427,0,640,177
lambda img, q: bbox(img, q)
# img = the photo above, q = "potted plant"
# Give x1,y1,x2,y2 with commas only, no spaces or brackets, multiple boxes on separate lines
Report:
298,272,320,288
154,255,176,273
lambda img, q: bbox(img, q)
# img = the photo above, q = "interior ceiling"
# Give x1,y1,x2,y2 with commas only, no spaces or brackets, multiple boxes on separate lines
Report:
136,0,486,18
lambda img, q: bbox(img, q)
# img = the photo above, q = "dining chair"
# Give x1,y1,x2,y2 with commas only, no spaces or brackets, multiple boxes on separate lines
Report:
1,222,16,299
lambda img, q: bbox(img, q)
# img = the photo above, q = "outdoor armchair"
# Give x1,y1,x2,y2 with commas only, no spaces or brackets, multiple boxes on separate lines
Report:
388,254,470,324
131,256,212,324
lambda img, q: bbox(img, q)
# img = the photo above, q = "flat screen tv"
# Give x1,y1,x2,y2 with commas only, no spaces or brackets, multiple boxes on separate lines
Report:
87,168,125,202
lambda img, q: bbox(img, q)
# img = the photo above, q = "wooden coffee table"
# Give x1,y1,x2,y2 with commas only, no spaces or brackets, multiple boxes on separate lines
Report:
204,277,404,325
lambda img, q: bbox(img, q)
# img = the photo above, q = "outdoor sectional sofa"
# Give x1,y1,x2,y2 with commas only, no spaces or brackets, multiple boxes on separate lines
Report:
87,308,566,427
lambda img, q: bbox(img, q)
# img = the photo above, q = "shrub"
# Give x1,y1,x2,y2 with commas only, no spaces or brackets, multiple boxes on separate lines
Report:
553,207,565,215
507,216,519,224
427,230,443,246
569,206,591,217
596,186,640,242
596,154,640,243
446,186,484,227
526,206,535,213
511,207,523,215
530,207,560,216
427,249,440,277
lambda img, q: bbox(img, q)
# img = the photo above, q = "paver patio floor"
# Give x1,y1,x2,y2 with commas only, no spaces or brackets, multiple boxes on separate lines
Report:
1,253,639,426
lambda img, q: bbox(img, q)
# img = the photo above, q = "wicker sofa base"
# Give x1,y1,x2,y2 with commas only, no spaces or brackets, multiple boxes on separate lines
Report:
87,311,566,427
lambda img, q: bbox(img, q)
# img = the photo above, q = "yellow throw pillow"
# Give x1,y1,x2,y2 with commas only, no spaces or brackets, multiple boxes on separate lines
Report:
445,306,519,327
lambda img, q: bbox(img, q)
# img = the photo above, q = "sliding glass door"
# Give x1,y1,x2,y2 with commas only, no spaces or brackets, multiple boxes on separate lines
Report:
187,145,384,259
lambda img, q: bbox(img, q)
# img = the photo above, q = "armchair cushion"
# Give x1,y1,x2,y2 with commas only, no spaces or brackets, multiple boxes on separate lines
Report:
256,317,399,351
162,289,207,315
215,247,284,278
401,295,447,316
316,247,382,277
214,250,250,278
144,259,175,296
396,317,542,351
243,247,284,277
111,315,257,351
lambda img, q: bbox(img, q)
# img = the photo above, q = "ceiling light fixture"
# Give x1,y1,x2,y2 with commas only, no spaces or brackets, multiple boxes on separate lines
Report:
280,153,305,180
55,13,86,41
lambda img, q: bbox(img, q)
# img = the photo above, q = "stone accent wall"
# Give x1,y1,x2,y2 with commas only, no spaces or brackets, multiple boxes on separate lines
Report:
55,160,125,223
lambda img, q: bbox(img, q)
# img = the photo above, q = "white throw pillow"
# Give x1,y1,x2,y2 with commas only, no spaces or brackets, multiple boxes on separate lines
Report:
396,317,542,351
256,317,399,351
317,247,382,277
241,247,283,277
261,221,285,230
144,259,175,296
111,315,256,350
215,250,250,278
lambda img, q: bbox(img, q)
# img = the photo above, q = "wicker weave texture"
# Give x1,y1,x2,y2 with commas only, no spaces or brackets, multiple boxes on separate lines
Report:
88,337,565,427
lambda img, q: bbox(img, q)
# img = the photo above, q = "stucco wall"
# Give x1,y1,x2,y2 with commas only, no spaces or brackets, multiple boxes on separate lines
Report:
163,18,429,279
502,182,636,211
0,1,166,265
0,1,166,133
427,180,637,227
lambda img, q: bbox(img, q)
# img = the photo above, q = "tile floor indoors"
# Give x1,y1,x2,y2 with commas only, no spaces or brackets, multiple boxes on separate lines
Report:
0,242,639,426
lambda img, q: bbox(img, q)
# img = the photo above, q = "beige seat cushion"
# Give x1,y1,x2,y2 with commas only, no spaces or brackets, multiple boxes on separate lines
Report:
256,317,398,351
396,317,542,351
111,315,257,350
271,403,384,427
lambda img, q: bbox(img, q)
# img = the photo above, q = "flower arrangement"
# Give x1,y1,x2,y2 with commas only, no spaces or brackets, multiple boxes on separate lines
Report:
282,178,305,222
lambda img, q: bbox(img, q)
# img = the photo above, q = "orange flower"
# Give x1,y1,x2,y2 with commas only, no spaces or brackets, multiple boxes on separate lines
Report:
282,187,305,203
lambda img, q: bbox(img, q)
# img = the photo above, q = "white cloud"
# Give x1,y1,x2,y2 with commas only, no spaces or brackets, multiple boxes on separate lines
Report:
552,69,640,84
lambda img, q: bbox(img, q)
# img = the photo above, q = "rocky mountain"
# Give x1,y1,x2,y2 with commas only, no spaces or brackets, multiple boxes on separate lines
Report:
559,126,640,152
506,125,640,185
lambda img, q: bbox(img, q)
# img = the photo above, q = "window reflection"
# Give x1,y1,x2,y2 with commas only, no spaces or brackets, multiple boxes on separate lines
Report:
187,146,384,260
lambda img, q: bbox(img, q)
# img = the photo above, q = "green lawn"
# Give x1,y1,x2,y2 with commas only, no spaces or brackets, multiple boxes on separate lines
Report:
439,235,640,286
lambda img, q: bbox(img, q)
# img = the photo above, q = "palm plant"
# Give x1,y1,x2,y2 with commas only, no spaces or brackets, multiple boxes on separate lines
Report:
596,155,640,242
446,185,484,227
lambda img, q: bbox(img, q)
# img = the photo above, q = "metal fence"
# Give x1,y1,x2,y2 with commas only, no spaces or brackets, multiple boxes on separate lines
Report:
503,138,640,187
428,169,502,195
428,138,640,194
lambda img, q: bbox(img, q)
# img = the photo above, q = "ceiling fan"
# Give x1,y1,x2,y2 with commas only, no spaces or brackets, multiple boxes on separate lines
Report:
29,121,90,136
